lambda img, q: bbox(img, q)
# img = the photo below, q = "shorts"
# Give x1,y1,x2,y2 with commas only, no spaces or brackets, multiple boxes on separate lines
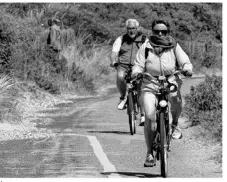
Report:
142,75,182,96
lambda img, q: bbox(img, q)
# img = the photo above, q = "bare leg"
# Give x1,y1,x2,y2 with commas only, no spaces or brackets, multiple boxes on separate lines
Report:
116,68,127,99
169,90,182,126
169,77,183,126
168,79,183,139
143,91,157,154
138,88,145,115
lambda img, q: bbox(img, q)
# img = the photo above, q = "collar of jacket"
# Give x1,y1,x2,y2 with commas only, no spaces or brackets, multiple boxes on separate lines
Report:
124,32,143,42
148,35,176,48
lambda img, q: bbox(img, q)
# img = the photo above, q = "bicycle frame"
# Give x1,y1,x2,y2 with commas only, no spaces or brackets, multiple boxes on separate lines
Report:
126,80,140,113
155,77,173,151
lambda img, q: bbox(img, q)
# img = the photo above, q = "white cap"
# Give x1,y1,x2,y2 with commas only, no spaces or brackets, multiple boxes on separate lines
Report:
125,19,139,28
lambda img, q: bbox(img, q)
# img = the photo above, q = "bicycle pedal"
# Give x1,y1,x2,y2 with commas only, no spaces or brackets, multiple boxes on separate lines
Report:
167,145,171,152
155,152,159,161
153,157,157,166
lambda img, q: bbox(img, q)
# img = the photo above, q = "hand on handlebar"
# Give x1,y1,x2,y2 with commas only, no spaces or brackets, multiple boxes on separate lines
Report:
182,70,193,77
134,70,193,82
110,62,118,69
136,73,143,80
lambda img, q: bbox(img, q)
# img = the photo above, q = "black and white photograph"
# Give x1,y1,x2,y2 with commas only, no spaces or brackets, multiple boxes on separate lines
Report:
0,0,223,179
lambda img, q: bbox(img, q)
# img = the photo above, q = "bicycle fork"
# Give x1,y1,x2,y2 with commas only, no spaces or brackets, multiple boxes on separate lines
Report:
153,109,172,166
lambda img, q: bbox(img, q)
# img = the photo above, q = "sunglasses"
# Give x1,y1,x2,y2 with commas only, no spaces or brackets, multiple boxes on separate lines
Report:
153,29,168,35
127,27,137,31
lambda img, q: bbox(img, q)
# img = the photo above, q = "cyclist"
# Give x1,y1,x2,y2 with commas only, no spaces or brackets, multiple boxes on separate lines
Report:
110,19,152,125
131,19,193,167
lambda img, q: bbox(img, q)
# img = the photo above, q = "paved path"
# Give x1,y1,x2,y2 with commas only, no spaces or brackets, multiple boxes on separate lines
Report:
0,77,222,178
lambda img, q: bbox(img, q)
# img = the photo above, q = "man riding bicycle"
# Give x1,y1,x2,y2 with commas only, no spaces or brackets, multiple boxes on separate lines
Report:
110,19,152,125
131,19,193,167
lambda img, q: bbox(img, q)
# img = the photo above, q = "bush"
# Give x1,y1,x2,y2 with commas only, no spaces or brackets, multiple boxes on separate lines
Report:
34,76,60,95
201,52,219,68
184,75,222,141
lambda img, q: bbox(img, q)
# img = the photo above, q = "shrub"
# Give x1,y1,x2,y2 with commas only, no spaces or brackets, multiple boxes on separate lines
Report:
34,76,60,95
201,52,219,68
185,75,222,111
184,75,222,141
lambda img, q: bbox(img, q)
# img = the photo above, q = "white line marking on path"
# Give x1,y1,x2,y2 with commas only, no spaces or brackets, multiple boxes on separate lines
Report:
58,133,121,178
59,133,88,137
87,135,121,178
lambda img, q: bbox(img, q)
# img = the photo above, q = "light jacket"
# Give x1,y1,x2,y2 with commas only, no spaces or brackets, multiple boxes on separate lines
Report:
132,41,193,93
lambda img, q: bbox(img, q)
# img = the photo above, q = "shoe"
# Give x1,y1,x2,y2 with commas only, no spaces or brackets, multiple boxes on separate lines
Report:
144,154,154,167
117,98,127,110
139,114,145,126
172,125,182,139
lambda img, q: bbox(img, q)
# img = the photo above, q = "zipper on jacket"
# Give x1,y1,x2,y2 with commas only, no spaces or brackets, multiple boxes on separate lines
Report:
158,54,164,76
129,43,133,65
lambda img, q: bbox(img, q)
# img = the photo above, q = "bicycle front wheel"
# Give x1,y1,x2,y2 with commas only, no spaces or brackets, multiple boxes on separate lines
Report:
159,112,168,178
127,92,136,135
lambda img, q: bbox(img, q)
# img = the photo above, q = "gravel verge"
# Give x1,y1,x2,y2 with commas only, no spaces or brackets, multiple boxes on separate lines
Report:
0,90,77,141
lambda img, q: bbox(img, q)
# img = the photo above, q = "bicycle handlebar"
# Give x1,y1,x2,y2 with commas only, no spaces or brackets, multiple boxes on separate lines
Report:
136,70,190,82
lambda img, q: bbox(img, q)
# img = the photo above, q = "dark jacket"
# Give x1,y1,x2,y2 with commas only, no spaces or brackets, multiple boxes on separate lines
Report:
118,33,146,65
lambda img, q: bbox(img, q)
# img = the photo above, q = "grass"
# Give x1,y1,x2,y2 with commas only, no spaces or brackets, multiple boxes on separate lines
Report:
0,74,21,124
59,28,112,92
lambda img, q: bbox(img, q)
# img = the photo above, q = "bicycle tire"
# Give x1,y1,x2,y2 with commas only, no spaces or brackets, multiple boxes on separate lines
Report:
127,92,136,135
160,112,168,178
134,95,141,121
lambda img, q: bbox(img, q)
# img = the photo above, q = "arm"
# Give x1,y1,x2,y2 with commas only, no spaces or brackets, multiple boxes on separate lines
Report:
131,43,146,78
110,52,118,66
110,36,122,67
175,43,193,73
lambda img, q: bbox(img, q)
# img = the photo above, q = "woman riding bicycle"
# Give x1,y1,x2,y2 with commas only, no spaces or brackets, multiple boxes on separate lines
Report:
131,19,193,167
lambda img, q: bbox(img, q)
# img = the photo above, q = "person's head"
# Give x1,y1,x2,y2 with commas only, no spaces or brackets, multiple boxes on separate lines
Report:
53,19,61,26
152,20,170,37
47,19,53,27
125,19,139,39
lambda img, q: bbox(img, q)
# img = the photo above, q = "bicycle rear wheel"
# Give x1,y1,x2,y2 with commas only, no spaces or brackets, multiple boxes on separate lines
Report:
134,95,141,122
159,112,168,178
127,92,136,135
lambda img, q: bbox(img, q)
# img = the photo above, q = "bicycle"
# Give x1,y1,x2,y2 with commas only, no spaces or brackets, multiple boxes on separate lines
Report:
124,69,141,135
136,70,190,177
112,62,141,135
